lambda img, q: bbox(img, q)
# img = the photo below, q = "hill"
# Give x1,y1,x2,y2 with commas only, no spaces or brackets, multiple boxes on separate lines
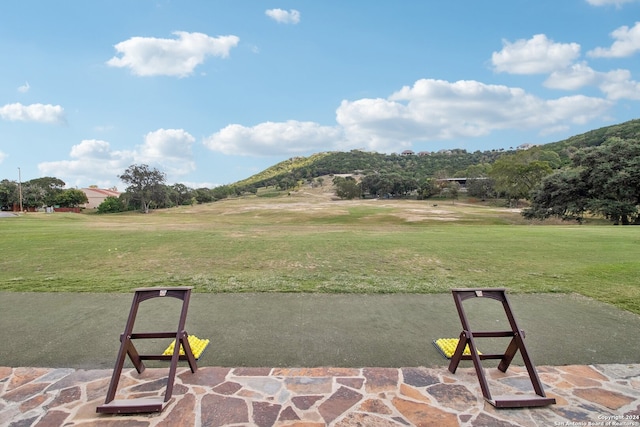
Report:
233,118,640,190
546,118,640,153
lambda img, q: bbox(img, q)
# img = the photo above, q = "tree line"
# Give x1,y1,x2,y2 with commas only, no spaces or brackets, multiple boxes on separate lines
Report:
329,137,640,225
0,177,88,211
329,146,562,203
0,165,233,213
523,137,640,225
2,122,638,224
98,164,238,214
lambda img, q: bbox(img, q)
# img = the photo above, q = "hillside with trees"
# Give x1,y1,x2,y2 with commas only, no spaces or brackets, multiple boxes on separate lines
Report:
1,118,639,223
523,137,640,224
233,119,640,189
228,118,640,224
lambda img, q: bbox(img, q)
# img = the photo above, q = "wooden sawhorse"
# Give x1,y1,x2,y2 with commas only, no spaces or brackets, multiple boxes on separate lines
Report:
97,287,198,414
448,288,556,408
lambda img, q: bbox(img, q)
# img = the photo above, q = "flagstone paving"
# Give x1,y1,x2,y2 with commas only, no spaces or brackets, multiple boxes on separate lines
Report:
1,363,639,426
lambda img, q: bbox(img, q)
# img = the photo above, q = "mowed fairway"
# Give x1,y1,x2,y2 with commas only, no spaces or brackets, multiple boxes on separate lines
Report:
1,189,639,314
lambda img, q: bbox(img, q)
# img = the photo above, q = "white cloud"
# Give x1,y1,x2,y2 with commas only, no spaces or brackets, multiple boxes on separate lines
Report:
17,82,30,93
598,69,640,99
265,8,301,24
138,128,196,175
204,121,344,156
38,129,196,188
335,79,612,151
70,139,119,160
0,151,7,164
0,102,65,124
335,98,421,152
493,28,640,100
544,62,600,90
492,34,581,74
544,63,640,100
39,140,134,188
202,78,613,156
107,31,240,77
588,22,640,58
586,0,638,6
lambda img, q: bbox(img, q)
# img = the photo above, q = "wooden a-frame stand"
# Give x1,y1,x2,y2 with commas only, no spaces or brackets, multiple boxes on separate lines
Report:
97,287,198,414
448,288,556,408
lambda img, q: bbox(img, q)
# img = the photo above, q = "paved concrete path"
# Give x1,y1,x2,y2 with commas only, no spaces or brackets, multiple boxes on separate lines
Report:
1,292,640,369
2,292,640,425
2,364,639,426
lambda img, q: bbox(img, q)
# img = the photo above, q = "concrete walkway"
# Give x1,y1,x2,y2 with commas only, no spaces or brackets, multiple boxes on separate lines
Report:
2,292,640,368
2,363,639,426
2,292,640,425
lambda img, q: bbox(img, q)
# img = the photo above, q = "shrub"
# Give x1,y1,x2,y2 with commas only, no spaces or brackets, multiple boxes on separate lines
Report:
97,196,124,214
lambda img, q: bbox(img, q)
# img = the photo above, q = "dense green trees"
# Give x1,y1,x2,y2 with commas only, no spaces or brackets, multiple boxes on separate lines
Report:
97,196,124,214
0,177,85,210
235,149,508,192
168,183,192,206
333,176,361,200
443,181,460,204
0,165,235,213
524,138,640,224
18,177,65,208
416,178,440,199
27,177,66,206
55,188,88,207
0,179,18,210
360,173,418,197
522,169,589,222
465,178,495,200
119,164,167,213
489,149,556,207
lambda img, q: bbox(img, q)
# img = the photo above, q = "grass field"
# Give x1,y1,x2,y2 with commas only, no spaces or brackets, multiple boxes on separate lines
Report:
1,188,639,314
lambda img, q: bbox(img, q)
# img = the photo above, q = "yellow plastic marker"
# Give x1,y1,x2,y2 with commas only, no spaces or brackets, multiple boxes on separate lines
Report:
163,335,210,360
433,338,481,359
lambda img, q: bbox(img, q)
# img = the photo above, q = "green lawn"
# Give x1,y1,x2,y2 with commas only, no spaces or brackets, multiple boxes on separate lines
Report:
1,194,639,314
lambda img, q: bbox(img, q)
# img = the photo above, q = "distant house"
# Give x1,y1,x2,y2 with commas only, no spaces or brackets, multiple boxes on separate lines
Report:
81,188,121,209
401,150,415,156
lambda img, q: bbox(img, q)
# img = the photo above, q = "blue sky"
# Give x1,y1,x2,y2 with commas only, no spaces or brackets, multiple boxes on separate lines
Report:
1,0,639,189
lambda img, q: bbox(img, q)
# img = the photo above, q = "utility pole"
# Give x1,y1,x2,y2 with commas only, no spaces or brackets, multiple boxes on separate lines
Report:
18,167,23,212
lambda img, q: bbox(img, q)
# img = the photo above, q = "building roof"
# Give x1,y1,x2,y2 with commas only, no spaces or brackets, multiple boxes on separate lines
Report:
82,188,121,198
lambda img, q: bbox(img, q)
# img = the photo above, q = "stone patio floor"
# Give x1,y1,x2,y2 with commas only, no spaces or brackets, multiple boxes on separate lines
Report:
1,364,639,426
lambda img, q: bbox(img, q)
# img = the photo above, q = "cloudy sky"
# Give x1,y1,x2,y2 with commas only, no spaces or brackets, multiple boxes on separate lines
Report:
1,0,639,189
